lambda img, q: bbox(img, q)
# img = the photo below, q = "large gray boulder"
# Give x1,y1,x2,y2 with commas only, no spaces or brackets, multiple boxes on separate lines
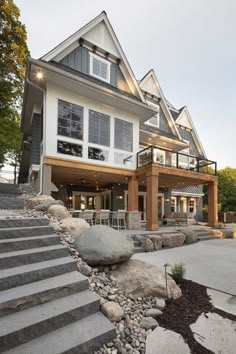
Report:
113,259,181,299
161,233,186,248
34,199,64,211
47,205,71,221
146,327,191,354
25,195,54,209
60,217,90,238
75,225,134,266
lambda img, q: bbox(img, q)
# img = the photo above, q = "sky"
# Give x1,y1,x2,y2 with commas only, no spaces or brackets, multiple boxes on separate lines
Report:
15,0,236,169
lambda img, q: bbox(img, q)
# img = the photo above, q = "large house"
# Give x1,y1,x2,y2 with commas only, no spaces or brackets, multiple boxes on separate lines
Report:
19,11,218,230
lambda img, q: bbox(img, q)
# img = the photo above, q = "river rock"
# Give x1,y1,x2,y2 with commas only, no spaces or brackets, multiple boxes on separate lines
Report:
101,301,124,322
47,205,71,221
75,225,134,266
113,259,181,299
140,317,158,330
144,308,163,317
60,217,90,237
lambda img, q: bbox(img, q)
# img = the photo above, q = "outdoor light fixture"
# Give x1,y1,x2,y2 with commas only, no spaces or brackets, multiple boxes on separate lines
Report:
36,72,43,79
165,197,170,203
69,196,72,200
117,194,123,200
163,263,171,299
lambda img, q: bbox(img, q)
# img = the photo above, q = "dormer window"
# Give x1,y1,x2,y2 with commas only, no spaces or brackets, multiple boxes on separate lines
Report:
89,52,111,83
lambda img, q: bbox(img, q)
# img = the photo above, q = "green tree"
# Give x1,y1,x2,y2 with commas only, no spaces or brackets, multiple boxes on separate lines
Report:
218,167,236,211
0,0,29,166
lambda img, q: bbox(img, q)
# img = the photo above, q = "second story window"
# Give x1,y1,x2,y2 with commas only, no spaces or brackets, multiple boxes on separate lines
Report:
89,110,110,147
58,99,83,140
115,118,133,152
89,53,111,83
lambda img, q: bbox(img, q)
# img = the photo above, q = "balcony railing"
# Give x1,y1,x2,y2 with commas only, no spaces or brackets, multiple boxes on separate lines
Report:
137,146,217,175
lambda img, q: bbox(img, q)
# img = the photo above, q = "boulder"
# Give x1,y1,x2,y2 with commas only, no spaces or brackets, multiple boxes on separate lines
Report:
47,205,71,221
182,230,198,244
161,233,186,248
75,225,134,266
210,229,224,238
101,301,124,322
60,217,90,237
146,326,191,354
223,228,236,239
113,259,182,299
139,317,158,330
49,221,62,232
79,264,92,276
144,238,154,252
25,195,54,209
146,234,162,250
34,199,64,211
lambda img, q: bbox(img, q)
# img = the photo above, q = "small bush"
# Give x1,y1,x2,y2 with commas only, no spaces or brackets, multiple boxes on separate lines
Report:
171,263,186,284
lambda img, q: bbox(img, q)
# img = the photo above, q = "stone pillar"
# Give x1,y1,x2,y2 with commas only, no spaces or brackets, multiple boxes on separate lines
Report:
176,196,181,212
42,164,52,196
146,168,159,231
128,176,138,211
208,180,218,227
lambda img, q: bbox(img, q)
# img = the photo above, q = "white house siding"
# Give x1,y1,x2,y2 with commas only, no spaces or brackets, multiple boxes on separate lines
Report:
44,83,139,170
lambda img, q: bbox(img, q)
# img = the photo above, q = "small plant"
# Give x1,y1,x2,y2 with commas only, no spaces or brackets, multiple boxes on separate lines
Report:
171,263,186,284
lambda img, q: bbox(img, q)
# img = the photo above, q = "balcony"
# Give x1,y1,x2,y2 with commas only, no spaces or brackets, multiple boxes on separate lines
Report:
137,146,217,175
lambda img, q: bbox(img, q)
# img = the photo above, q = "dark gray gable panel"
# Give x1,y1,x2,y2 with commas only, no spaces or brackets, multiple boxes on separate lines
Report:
178,127,200,157
31,113,41,165
159,106,172,133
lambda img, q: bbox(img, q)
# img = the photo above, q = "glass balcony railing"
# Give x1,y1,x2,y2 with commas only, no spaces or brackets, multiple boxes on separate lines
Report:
137,146,217,175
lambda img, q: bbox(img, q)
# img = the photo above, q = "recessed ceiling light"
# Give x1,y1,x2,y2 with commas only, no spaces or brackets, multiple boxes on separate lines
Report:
36,72,43,79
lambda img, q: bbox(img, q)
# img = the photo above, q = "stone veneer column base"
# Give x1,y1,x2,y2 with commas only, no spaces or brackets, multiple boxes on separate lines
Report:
126,211,142,229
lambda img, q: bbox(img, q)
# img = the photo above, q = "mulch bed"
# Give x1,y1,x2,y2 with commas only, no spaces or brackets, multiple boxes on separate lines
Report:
158,279,236,354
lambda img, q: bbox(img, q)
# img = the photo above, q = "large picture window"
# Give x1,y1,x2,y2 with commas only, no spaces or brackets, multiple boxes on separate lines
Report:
89,110,110,147
115,118,133,152
58,99,83,140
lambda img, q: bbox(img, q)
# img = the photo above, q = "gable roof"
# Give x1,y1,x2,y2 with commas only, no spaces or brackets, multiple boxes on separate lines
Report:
175,106,207,158
41,11,145,102
139,70,181,138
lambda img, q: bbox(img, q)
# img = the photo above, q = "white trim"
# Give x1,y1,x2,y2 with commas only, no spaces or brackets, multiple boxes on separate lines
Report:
89,52,111,83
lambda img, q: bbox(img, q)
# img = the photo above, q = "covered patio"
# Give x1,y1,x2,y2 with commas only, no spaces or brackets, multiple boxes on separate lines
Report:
42,155,218,231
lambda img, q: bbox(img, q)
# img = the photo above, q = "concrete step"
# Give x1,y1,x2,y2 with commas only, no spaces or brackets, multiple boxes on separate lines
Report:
197,235,218,241
0,225,54,239
0,290,100,352
0,257,77,291
4,312,116,354
0,183,20,193
0,271,89,317
0,235,60,253
0,197,24,209
133,240,141,247
0,217,49,229
0,245,69,269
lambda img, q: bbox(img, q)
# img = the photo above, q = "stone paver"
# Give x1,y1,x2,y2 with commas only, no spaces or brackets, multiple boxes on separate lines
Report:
207,289,236,316
146,326,191,354
133,239,236,295
190,312,236,354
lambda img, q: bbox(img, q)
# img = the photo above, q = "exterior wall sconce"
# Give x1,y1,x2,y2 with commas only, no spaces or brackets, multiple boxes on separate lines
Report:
69,196,72,201
117,194,123,200
165,198,170,203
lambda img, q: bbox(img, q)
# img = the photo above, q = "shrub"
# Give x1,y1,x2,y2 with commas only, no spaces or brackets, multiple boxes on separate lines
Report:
171,263,186,284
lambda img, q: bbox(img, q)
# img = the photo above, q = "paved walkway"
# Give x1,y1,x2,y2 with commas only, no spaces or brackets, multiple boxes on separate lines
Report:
133,239,236,295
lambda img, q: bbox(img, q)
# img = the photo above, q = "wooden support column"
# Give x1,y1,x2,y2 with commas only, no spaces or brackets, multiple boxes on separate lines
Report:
176,196,181,212
42,164,52,196
146,168,159,231
128,176,138,211
208,180,218,227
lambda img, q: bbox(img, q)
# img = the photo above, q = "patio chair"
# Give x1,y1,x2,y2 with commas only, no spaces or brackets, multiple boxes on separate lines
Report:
82,210,94,225
95,210,110,226
111,210,126,230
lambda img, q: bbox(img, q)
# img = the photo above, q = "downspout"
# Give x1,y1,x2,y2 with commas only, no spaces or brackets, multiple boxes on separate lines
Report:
26,72,46,196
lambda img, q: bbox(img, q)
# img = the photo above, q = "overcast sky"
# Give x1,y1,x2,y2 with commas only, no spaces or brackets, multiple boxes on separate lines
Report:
15,0,236,169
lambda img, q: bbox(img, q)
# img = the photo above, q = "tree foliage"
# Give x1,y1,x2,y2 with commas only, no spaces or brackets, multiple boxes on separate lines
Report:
218,167,236,211
0,0,29,166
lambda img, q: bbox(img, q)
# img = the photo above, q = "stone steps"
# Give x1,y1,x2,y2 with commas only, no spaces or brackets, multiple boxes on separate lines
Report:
0,290,100,353
3,312,116,354
195,230,218,241
0,197,24,209
0,216,115,352
0,225,54,238
0,234,61,253
0,257,77,291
